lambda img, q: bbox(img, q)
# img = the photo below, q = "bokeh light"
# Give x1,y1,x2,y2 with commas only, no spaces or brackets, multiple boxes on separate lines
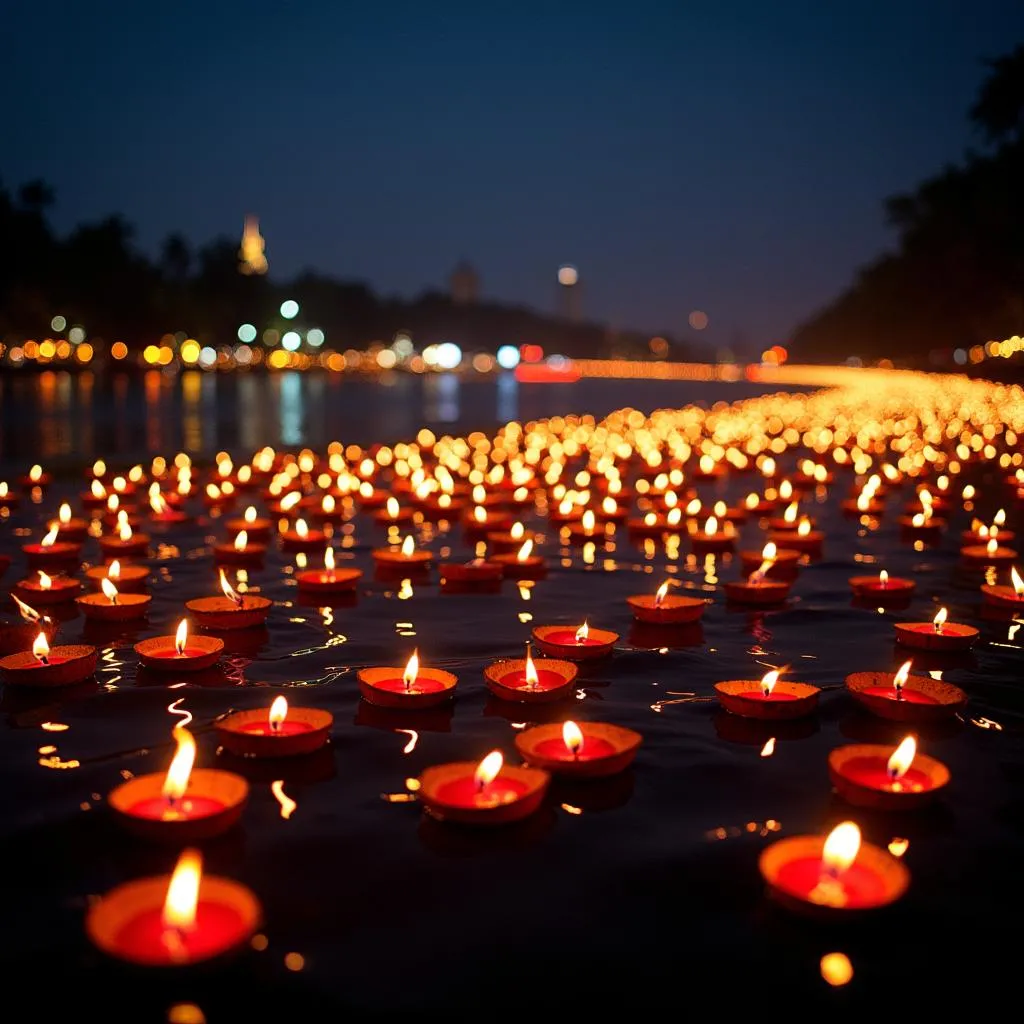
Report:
557,265,579,286
280,300,299,320
496,344,520,369
237,323,257,343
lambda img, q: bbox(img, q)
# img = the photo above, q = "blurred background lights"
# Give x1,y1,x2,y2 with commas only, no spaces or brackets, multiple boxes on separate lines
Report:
68,326,85,344
376,349,397,369
688,310,709,330
496,344,520,369
180,339,201,364
557,265,578,286
280,299,299,320
50,315,66,332
237,323,257,343
282,330,301,351
199,346,217,367
307,328,325,347
435,341,462,369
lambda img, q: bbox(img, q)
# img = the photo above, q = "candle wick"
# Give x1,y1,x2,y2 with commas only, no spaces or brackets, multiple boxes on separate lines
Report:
38,655,49,665
161,925,189,962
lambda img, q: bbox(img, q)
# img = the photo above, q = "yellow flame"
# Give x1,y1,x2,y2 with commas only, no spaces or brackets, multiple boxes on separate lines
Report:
234,531,251,554
510,522,525,541
704,516,718,537
933,607,947,633
879,569,889,587
783,502,798,524
324,547,335,572
685,498,701,516
33,632,50,662
820,953,853,987
474,750,503,789
162,848,201,933
118,520,133,542
101,577,119,603
473,505,487,524
602,496,617,516
744,492,759,509
92,459,106,477
219,569,242,606
271,780,296,819
525,646,539,687
12,593,41,623
162,727,196,801
888,838,909,858
760,737,776,757
654,581,670,607
280,491,301,512
994,508,1006,527
91,479,106,499
893,660,912,693
797,518,811,537
243,506,257,525
575,621,590,643
400,535,415,557
1011,566,1023,596
295,519,309,539
175,619,189,656
887,735,916,780
563,720,584,755
821,821,860,876
403,649,420,690
37,570,53,591
269,696,288,731
58,503,71,524
761,669,779,696
41,523,59,547
386,497,400,519
987,537,998,555
29,464,43,482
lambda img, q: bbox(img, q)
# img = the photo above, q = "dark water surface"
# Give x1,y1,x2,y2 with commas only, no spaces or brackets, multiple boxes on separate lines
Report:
0,376,1021,1019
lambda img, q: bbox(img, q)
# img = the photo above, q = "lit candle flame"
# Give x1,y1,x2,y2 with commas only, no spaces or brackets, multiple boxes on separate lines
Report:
234,531,248,552
400,535,415,558
933,607,947,634
602,496,617,516
269,695,288,733
761,669,780,697
118,520,133,542
403,649,420,692
893,660,912,698
654,581,671,607
888,837,909,858
162,726,196,802
386,496,400,520
887,735,916,781
58,503,71,525
12,594,41,623
510,522,525,541
879,569,889,588
41,523,59,548
760,737,776,757
219,569,243,607
582,509,596,533
1011,566,1023,596
271,780,296,819
745,492,759,509
994,508,1006,527
175,619,189,656
704,516,718,537
92,459,106,478
473,505,487,524
161,847,202,938
524,645,539,688
797,518,811,537
33,632,50,664
987,538,998,556
821,821,861,877
89,479,106,499
107,494,119,513
280,491,301,512
474,750,503,791
783,502,798,524
563,720,584,757
38,570,53,591
575,621,589,643
244,506,258,524
29,464,43,483
295,518,309,539
324,547,335,574
101,577,119,604
685,498,701,516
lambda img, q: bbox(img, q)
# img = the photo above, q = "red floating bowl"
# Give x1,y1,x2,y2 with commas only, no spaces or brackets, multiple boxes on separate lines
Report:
185,595,273,630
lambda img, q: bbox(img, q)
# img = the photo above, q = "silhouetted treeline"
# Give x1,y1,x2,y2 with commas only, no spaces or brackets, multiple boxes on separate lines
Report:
0,186,683,361
794,45,1024,364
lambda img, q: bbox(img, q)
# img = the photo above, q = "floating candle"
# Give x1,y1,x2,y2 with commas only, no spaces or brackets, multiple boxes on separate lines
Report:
55,502,89,541
86,558,150,592
0,632,98,688
980,565,1024,608
279,517,326,553
185,570,273,630
23,523,82,568
829,736,950,810
516,720,642,777
416,750,550,825
768,517,823,555
76,577,151,621
739,542,800,579
216,696,333,757
87,848,261,967
148,488,190,524
960,537,1018,565
894,606,978,651
532,621,618,661
491,538,547,579
759,821,909,914
109,725,248,841
848,568,915,601
225,505,272,542
689,516,735,554
357,649,458,708
484,646,578,703
214,529,268,566
627,580,707,624
99,519,150,558
714,669,820,719
295,546,363,595
846,662,967,720
724,550,792,605
14,570,82,605
372,534,433,572
134,619,225,672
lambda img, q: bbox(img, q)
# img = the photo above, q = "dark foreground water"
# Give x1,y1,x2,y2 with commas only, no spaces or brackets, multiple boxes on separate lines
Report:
0,376,1022,1019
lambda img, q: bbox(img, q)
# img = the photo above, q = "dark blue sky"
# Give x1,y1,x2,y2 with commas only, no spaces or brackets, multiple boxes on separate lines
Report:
5,2,1023,353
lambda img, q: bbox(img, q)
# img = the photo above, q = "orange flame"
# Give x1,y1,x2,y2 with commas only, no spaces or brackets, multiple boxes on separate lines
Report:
400,535,415,558
403,650,420,691
162,848,201,935
219,569,242,606
933,607,947,633
887,735,916,780
654,581,671,607
33,632,50,663
797,518,811,537
563,720,584,756
101,577,119,604
1011,566,1023,597
893,660,912,695
575,621,590,643
174,619,189,656
761,669,780,697
118,520,133,542
821,821,860,876
161,727,196,802
38,570,53,591
524,646,539,688
269,696,288,732
41,523,59,548
474,750,503,790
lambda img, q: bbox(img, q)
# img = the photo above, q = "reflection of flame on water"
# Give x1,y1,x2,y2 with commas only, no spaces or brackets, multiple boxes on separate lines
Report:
560,803,583,815
760,737,775,757
271,780,297,820
12,593,43,623
398,578,413,600
394,728,419,754
820,952,853,987
167,697,193,730
888,837,909,858
970,716,1003,730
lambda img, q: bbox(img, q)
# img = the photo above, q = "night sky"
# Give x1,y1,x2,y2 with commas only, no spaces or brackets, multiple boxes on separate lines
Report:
5,2,1024,354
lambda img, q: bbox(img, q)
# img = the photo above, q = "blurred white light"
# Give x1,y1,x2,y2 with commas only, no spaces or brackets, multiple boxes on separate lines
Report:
393,336,413,357
557,265,578,286
307,328,325,347
237,323,257,343
376,349,397,369
280,300,299,320
953,348,967,365
50,315,67,332
68,326,85,344
234,345,253,365
199,346,217,368
496,344,520,369
422,344,439,366
282,331,301,352
435,342,462,370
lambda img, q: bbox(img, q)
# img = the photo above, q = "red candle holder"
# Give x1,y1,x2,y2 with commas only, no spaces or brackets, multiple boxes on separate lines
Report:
279,522,327,553
216,701,333,758
185,594,272,631
486,529,536,555
13,573,82,605
626,514,672,538
714,677,820,719
295,565,363,596
566,519,612,545
463,509,513,537
897,515,944,538
767,528,823,555
23,539,82,570
0,643,98,688
0,616,59,658
213,536,267,566
532,624,618,661
490,549,547,579
829,742,949,810
86,858,261,967
845,669,967,721
372,539,432,574
689,523,735,555
85,563,150,591
841,497,885,517
758,825,909,915
99,532,151,559
439,559,504,584
739,548,801,578
627,591,707,624
108,770,248,842
357,662,457,709
723,579,791,605
19,468,52,488
894,616,978,651
483,656,578,703
416,755,550,825
980,574,1024,608
373,503,416,527
960,542,1017,565
55,515,89,542
135,630,225,672
849,573,915,602
960,527,1015,546
76,590,152,622
224,513,272,542
515,721,641,777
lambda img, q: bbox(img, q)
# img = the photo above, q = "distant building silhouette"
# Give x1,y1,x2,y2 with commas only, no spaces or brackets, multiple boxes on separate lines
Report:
449,261,479,304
